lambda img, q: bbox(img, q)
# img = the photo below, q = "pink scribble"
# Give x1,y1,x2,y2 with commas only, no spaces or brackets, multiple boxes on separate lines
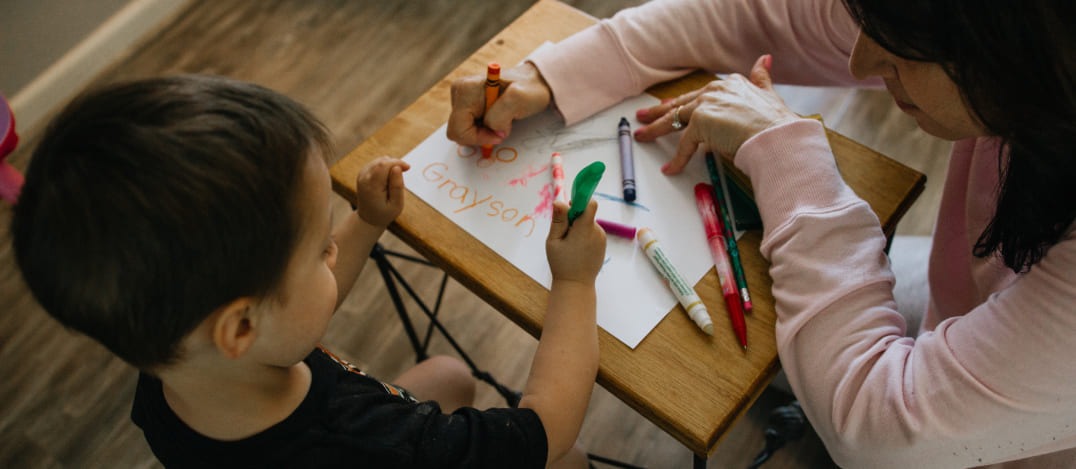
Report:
534,184,555,217
508,164,551,187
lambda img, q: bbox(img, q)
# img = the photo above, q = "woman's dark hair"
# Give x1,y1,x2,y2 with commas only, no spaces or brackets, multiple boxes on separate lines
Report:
11,75,332,369
843,0,1076,272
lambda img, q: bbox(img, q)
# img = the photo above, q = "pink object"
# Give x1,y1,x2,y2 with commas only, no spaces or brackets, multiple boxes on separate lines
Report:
595,218,636,239
694,183,747,349
0,94,23,204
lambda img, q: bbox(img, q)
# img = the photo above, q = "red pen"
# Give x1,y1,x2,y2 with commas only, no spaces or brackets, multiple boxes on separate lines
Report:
695,183,748,350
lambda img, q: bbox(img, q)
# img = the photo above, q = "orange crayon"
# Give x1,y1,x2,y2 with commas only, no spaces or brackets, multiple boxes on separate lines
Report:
481,62,502,158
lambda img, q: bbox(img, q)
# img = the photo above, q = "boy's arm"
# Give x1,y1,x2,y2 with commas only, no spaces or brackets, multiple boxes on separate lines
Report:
331,157,410,309
519,279,598,465
518,200,605,466
330,213,387,309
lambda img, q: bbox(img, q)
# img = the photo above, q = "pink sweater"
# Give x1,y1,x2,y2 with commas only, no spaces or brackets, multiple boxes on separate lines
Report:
530,0,1076,467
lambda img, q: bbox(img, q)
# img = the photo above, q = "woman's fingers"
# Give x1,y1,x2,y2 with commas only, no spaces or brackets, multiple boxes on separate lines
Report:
749,54,774,90
635,87,707,124
447,75,501,146
663,125,706,175
634,100,699,142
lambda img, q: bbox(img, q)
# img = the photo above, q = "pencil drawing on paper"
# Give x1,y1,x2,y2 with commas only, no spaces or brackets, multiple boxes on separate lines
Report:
521,128,615,154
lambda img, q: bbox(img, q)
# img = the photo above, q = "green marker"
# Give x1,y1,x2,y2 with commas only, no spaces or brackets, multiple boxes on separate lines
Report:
567,161,605,223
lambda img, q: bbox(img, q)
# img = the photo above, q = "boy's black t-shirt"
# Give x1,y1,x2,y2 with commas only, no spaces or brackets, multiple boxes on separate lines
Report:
131,347,547,468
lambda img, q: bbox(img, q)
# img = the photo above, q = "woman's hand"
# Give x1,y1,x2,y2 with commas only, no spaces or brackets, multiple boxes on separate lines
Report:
633,55,799,174
446,62,552,147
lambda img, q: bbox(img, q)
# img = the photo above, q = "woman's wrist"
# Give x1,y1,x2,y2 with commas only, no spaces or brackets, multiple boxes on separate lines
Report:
511,61,554,112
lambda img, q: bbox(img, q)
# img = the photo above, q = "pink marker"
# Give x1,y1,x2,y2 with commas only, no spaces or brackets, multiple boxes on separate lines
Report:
596,219,637,239
695,183,747,350
550,152,567,204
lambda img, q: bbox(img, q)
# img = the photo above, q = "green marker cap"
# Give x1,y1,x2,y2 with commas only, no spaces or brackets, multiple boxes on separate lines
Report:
567,161,605,223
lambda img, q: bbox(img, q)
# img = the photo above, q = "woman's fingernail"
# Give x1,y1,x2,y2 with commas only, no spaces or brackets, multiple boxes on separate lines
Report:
763,54,773,70
495,130,507,138
633,128,644,138
636,108,649,119
661,98,674,105
661,163,671,173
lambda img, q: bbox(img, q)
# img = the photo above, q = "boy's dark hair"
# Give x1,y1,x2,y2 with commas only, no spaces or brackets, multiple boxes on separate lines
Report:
842,0,1076,273
11,75,332,370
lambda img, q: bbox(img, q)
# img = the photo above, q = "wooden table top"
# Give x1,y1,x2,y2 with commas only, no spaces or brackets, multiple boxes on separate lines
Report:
330,0,926,457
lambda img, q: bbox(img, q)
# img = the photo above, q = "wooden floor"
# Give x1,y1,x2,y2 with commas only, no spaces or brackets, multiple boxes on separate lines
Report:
0,1,951,468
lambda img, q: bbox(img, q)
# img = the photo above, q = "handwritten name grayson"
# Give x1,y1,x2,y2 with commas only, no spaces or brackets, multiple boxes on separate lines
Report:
421,162,536,237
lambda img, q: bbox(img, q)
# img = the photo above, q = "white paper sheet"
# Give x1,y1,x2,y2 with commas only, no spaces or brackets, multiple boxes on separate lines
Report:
402,94,713,348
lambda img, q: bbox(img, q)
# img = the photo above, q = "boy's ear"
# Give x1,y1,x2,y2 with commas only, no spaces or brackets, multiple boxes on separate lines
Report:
210,297,258,360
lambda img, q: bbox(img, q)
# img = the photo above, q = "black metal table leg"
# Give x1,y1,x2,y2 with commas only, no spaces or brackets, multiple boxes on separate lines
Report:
694,453,707,469
369,243,521,406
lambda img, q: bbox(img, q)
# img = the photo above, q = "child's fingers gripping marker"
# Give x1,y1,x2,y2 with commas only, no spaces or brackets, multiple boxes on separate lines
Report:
567,161,605,224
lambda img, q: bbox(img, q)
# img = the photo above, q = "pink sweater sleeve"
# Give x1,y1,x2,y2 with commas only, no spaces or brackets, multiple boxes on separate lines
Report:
529,0,870,125
736,122,1076,467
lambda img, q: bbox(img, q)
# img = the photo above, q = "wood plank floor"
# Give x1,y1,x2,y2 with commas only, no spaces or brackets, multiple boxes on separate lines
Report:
0,1,950,467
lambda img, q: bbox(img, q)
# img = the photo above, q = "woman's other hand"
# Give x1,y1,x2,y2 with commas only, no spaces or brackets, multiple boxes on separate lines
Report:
633,55,799,174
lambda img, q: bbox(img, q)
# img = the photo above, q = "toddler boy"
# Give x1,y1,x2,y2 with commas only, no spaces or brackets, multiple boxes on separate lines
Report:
12,75,606,468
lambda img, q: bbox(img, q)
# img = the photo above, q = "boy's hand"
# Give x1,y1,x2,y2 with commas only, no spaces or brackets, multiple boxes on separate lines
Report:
546,200,606,284
354,156,410,228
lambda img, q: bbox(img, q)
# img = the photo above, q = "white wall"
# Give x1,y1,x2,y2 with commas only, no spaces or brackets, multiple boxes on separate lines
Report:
1,0,190,134
1,0,131,97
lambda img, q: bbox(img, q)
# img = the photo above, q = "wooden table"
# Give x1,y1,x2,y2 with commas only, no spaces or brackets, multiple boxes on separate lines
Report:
331,0,926,460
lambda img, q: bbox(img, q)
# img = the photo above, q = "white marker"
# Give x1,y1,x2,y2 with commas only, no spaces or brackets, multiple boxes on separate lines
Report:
550,152,568,204
637,227,713,335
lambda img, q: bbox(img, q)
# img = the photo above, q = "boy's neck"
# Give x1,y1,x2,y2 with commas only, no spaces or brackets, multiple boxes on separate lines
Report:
159,360,313,441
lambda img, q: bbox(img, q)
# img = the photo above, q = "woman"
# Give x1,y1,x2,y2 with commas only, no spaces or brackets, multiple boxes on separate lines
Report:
446,0,1076,467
